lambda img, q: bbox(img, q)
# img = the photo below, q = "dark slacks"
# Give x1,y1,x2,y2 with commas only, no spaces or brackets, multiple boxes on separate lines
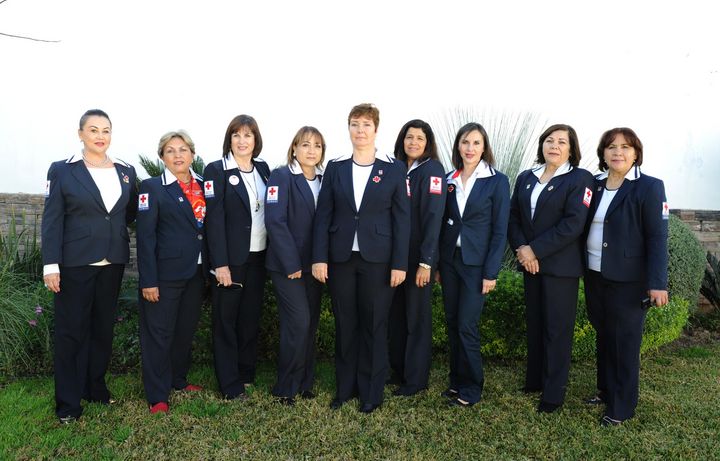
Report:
585,270,647,421
328,252,394,406
388,269,433,394
523,273,579,405
139,266,204,405
212,251,266,399
53,264,124,418
270,271,322,398
440,250,486,404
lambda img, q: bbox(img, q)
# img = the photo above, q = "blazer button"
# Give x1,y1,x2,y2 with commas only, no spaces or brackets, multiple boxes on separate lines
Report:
354,215,359,220
197,234,203,240
105,216,110,221
602,242,608,248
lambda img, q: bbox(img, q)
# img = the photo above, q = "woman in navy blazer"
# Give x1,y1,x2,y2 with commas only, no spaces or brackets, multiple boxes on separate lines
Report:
388,119,446,397
438,123,510,407
508,124,594,413
584,127,668,426
42,109,138,424
203,115,271,400
136,130,207,414
265,126,326,405
312,103,410,413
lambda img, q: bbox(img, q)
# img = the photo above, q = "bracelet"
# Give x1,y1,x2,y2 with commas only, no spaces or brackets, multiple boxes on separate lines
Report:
418,263,431,270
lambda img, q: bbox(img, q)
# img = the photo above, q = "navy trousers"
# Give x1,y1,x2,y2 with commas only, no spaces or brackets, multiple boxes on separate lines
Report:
523,273,579,405
270,271,322,398
139,266,204,405
328,252,394,407
53,264,124,418
440,250,486,404
585,270,647,420
212,251,266,399
388,270,433,394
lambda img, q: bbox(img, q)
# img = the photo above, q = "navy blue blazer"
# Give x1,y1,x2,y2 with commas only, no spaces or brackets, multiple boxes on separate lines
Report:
203,157,270,269
312,153,411,271
508,165,594,278
585,168,669,290
265,164,321,275
42,154,138,268
136,170,207,288
439,165,510,280
406,159,447,268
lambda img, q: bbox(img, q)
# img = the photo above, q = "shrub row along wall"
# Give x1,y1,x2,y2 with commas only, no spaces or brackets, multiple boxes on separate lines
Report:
1,193,717,287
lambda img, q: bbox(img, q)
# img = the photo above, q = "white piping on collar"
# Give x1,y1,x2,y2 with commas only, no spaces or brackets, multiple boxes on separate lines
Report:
407,158,430,175
289,159,323,176
595,165,641,182
446,160,495,185
330,150,395,163
222,155,266,171
532,161,573,179
161,167,203,186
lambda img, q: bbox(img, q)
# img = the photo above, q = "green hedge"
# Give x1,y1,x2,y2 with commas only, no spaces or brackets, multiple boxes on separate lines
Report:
667,214,705,311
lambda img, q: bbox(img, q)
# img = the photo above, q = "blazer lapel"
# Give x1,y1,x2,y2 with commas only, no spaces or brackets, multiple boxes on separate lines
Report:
294,173,316,213
464,177,490,217
518,174,536,224
605,178,634,218
109,165,131,215
358,162,385,212
165,181,198,228
71,162,107,212
339,160,357,213
230,170,252,212
533,174,566,222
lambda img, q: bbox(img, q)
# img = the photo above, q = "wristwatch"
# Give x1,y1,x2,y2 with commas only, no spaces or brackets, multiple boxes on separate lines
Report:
418,263,431,270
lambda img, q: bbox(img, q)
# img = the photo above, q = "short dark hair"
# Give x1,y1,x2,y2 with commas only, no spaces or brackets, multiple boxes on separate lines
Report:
286,126,326,166
347,103,379,129
596,127,644,171
222,114,263,159
536,124,581,167
451,122,495,170
79,109,111,130
393,119,438,163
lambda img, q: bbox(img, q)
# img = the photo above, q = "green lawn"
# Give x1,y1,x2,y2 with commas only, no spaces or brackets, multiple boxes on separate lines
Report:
1,340,719,460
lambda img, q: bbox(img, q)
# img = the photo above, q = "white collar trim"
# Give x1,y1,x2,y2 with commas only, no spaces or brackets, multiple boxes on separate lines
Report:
330,150,395,163
162,168,202,186
532,161,573,179
289,159,323,176
596,165,641,182
446,160,494,185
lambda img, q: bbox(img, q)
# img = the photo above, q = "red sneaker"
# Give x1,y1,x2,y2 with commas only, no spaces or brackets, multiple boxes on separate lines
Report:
149,402,169,414
181,384,203,392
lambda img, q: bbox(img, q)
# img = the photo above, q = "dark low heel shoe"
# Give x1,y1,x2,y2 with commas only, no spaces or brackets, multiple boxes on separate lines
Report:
537,401,561,413
584,395,605,405
441,388,459,399
359,402,380,414
448,397,475,408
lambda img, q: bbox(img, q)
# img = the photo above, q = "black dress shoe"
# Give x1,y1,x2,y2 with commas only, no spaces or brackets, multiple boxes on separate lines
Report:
520,387,542,394
600,415,624,426
584,394,605,405
225,391,249,402
299,390,316,400
537,401,561,413
58,415,78,425
447,397,475,408
441,388,459,399
359,402,380,414
277,397,295,406
330,398,345,410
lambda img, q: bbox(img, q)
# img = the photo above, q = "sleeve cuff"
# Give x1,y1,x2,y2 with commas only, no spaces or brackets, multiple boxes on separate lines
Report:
43,264,60,276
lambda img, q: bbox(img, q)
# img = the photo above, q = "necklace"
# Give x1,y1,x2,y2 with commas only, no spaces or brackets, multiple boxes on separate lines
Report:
83,153,111,168
241,168,260,212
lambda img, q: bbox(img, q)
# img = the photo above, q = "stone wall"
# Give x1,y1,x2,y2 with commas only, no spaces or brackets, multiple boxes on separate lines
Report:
1,192,718,283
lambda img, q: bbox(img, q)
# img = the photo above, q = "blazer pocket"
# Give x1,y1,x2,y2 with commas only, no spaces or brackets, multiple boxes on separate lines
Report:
64,225,91,243
375,224,392,237
624,247,644,258
159,247,182,260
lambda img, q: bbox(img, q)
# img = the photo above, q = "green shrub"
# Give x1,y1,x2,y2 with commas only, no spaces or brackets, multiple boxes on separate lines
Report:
667,214,705,311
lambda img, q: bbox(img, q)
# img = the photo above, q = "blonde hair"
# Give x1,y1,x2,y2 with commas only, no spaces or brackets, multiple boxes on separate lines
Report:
157,130,196,158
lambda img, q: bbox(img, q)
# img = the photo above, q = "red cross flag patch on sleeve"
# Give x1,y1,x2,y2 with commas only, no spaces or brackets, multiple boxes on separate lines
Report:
267,186,279,203
429,176,442,195
138,193,149,211
204,180,214,198
582,187,592,208
662,202,670,219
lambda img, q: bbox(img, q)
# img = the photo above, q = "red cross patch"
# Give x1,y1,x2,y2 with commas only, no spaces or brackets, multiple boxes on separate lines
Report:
267,186,279,203
204,180,214,198
372,176,381,183
582,187,592,208
429,176,442,195
138,193,149,211
662,201,670,219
